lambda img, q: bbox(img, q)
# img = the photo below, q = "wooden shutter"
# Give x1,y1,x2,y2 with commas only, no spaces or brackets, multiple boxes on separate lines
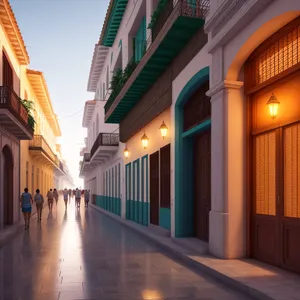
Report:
254,131,276,216
284,123,300,218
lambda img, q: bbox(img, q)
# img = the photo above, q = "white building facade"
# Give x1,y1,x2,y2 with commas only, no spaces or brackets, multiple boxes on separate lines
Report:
82,0,300,275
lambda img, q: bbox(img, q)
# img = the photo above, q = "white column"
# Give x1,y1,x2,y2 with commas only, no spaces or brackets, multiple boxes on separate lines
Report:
207,80,246,259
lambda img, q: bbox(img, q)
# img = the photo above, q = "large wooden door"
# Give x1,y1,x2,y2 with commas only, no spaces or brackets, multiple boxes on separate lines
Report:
3,146,13,226
193,130,211,241
253,123,300,273
150,151,159,225
160,144,170,209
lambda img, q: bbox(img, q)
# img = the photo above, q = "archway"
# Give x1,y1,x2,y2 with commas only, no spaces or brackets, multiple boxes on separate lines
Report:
174,66,210,239
3,145,14,226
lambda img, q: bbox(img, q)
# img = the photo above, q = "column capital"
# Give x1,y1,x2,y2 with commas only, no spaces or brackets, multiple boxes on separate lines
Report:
206,80,244,98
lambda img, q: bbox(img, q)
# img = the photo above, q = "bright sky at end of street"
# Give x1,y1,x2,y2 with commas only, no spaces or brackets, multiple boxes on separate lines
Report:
10,0,110,187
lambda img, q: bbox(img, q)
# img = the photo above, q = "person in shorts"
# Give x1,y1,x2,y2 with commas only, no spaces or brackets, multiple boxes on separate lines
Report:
20,188,33,230
34,189,44,221
63,188,68,209
47,189,54,212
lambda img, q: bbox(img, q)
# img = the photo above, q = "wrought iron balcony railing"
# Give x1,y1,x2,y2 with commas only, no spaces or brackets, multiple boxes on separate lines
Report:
29,135,57,165
84,152,91,162
90,133,119,158
152,0,210,41
0,86,32,129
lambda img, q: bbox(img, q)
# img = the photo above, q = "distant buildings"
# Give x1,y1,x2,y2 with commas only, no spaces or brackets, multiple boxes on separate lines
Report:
80,0,300,275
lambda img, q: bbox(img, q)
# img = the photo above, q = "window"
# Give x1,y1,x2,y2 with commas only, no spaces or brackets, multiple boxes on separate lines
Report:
134,17,146,62
106,67,109,90
3,52,13,88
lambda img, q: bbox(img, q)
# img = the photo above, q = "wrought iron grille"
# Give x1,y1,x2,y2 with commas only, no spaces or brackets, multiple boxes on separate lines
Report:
84,152,91,162
0,86,29,125
245,20,300,92
90,133,119,158
183,80,210,131
152,0,210,42
29,135,57,163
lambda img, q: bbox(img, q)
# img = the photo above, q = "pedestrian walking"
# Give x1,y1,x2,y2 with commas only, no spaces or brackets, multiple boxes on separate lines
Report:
53,188,59,205
75,188,81,208
34,189,44,222
20,188,33,230
47,189,54,212
63,188,68,209
84,190,90,207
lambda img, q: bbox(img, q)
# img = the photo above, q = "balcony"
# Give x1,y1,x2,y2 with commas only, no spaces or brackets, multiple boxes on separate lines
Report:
0,86,34,139
105,0,210,123
29,135,64,174
90,133,119,164
79,152,92,177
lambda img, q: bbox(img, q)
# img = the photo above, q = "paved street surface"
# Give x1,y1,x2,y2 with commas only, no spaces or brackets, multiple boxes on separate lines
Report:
0,198,253,300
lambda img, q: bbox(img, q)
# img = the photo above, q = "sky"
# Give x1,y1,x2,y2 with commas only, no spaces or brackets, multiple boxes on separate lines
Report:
10,0,110,187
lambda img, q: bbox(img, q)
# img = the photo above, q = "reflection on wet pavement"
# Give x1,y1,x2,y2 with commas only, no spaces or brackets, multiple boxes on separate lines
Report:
0,198,253,300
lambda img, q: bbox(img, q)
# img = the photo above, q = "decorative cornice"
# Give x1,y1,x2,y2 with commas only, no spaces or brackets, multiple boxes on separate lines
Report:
205,0,273,53
0,0,30,65
26,69,61,136
87,44,109,92
206,80,244,98
82,100,96,128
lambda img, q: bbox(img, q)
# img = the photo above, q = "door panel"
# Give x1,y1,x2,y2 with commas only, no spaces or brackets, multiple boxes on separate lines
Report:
150,151,159,225
194,130,211,241
253,130,279,265
282,123,300,272
160,144,170,208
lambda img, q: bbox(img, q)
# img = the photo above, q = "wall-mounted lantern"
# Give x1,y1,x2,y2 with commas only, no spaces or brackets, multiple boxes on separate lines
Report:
124,146,129,159
141,133,149,149
159,121,168,139
267,92,280,119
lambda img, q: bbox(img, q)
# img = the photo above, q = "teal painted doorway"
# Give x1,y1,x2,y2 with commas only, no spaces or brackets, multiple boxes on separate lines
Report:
174,66,211,238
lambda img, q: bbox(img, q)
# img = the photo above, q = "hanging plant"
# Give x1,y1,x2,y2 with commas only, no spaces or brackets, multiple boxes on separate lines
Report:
21,99,36,130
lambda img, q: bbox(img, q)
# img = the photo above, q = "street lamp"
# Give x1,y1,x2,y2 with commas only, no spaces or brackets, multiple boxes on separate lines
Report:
159,121,168,139
124,146,129,159
267,93,280,119
141,133,149,149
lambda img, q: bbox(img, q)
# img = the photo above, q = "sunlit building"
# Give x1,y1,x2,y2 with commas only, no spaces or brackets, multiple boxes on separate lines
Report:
0,0,33,230
81,0,300,275
19,69,65,197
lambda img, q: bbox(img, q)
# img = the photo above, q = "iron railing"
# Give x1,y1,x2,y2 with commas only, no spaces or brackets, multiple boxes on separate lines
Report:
152,0,210,41
84,152,91,162
0,86,31,128
29,135,58,165
90,133,119,158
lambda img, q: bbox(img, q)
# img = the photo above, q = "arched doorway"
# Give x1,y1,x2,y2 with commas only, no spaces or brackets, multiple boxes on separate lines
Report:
3,145,14,226
244,17,300,274
174,66,211,240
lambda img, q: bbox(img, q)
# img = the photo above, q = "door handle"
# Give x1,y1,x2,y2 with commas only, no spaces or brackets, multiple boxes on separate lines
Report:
277,195,280,205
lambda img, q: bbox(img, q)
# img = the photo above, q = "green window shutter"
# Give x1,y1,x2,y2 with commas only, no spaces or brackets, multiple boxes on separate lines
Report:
134,16,146,62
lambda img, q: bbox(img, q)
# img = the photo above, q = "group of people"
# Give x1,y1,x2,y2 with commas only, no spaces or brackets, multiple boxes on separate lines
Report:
20,187,90,230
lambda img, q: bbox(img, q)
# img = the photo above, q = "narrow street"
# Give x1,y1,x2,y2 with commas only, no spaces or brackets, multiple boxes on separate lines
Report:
0,198,252,300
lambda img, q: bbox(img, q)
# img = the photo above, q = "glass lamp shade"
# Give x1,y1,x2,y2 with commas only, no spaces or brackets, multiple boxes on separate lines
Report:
267,93,280,119
124,147,129,158
159,121,168,139
141,133,149,149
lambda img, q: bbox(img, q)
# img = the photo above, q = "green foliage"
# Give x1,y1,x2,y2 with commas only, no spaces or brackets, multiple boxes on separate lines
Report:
106,58,138,111
21,99,36,130
147,0,168,29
